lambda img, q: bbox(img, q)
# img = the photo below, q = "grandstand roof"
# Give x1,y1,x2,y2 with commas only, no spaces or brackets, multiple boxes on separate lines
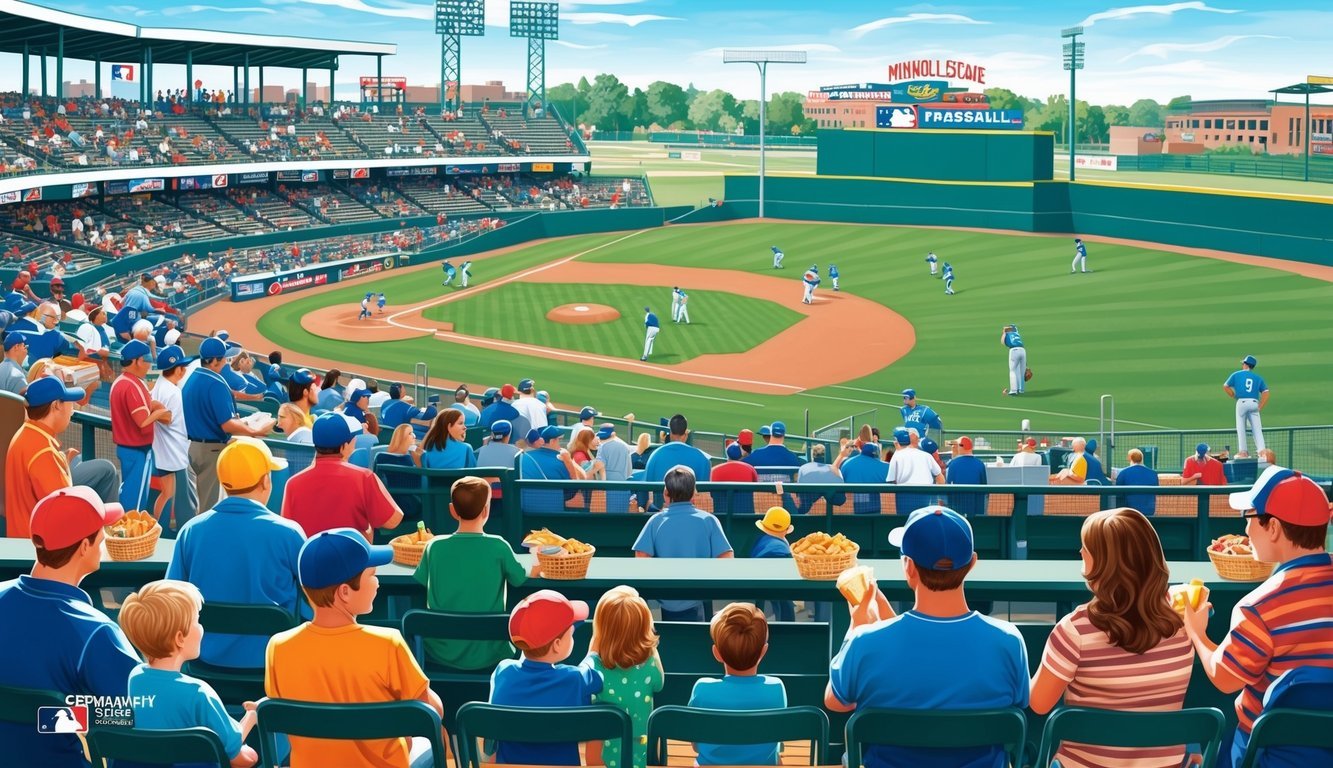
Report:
0,0,395,70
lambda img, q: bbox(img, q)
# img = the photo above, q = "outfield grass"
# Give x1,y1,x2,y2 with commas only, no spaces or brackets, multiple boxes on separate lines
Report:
257,222,1333,434
423,282,801,363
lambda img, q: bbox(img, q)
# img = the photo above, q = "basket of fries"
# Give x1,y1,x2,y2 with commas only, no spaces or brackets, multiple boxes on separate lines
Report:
791,532,860,580
390,522,435,567
525,528,596,580
105,511,161,561
1207,534,1276,581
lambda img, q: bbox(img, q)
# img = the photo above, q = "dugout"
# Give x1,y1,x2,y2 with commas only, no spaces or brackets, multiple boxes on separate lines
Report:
818,127,1055,183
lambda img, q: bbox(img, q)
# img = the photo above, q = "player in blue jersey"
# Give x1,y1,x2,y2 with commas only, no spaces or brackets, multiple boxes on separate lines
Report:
771,246,784,269
943,262,955,295
900,389,942,438
926,251,938,276
1071,238,1090,273
441,260,457,286
1223,354,1269,457
1001,324,1027,396
641,307,660,361
376,292,387,314
358,292,372,320
830,264,840,291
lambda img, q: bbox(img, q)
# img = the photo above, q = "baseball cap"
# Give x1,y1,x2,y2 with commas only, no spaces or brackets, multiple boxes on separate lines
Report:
758,425,772,437
491,419,513,436
770,421,787,438
1086,439,1098,455
892,428,911,446
539,425,564,441
509,589,589,648
155,344,195,370
596,424,615,440
902,388,916,400
30,486,124,550
1230,466,1331,525
298,528,393,590
25,376,85,407
199,337,228,360
501,384,516,399
482,386,499,404
1024,437,1037,448
888,506,975,571
455,385,469,397
312,412,363,449
344,378,367,402
537,391,550,404
163,328,182,346
291,369,318,388
349,388,372,404
526,428,543,444
3,331,27,351
49,276,63,286
725,443,742,460
921,438,938,455
859,442,880,456
579,406,598,420
1242,355,1258,367
737,429,754,447
218,436,287,491
119,339,151,363
756,506,794,535
956,436,974,451
216,330,229,340
1196,443,1210,456
223,341,243,359
518,378,535,393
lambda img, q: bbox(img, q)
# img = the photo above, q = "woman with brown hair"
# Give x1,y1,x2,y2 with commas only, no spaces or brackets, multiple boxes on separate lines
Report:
569,427,605,480
419,408,475,469
1030,507,1195,768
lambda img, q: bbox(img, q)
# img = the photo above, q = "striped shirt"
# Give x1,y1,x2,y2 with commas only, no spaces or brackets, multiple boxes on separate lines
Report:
1218,553,1333,733
1041,605,1194,768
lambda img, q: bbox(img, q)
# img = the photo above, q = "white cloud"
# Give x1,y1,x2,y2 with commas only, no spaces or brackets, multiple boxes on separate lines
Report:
848,13,988,40
276,0,431,20
693,43,842,60
1120,34,1284,61
563,12,681,26
161,4,277,14
1080,2,1240,28
553,40,608,50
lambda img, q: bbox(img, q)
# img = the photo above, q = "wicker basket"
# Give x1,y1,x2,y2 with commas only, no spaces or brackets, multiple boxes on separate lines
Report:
794,543,860,581
391,535,429,567
1207,549,1276,581
104,524,162,562
536,546,595,580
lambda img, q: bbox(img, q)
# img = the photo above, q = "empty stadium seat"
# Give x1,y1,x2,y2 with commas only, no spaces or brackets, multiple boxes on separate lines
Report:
256,699,446,768
646,705,829,766
454,703,632,768
845,708,1028,768
88,726,230,767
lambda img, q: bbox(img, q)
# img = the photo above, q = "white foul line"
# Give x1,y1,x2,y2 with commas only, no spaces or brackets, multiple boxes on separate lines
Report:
819,386,1175,430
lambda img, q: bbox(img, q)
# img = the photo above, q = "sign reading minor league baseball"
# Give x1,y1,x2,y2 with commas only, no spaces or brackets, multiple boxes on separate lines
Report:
888,59,987,84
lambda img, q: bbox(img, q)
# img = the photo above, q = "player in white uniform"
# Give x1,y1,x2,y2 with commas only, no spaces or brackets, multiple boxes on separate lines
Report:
771,246,784,269
641,307,660,361
677,290,690,323
671,287,683,323
830,264,840,291
943,262,955,295
801,265,820,304
358,293,372,320
926,252,939,276
460,261,472,287
1002,324,1026,396
1071,238,1090,273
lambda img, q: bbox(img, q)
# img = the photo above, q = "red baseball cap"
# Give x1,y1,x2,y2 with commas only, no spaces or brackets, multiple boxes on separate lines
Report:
1024,437,1037,448
500,383,516,399
1230,466,1331,526
509,590,589,648
737,429,754,447
30,486,124,550
956,436,973,450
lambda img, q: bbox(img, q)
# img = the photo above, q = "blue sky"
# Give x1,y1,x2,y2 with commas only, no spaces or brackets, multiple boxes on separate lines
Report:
13,0,1333,105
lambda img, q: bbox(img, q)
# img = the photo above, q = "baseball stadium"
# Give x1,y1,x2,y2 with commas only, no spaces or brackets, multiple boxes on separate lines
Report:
1,0,1332,765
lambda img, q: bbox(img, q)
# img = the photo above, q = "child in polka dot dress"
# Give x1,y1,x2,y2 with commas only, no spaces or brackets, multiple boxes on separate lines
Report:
584,585,664,768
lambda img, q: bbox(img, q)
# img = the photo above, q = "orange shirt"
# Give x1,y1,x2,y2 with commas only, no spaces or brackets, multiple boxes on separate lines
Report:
265,623,430,768
5,421,73,538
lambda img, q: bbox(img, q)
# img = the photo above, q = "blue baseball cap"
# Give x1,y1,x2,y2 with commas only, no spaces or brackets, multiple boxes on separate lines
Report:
199,337,228,360
526,428,543,444
312,412,363,449
518,378,535,393
579,406,598,420
770,421,787,438
349,388,372,404
901,389,916,400
223,341,243,359
921,438,938,455
216,330,230,341
1085,439,1097,455
596,424,615,440
3,331,28,351
291,369,318,388
491,419,512,436
539,425,564,441
725,443,742,460
1242,355,1257,368
892,428,912,446
1196,443,1210,456
119,339,151,363
25,376,85,407
482,386,499,404
860,442,880,456
889,506,975,571
537,391,550,404
155,344,195,369
298,528,393,590
758,425,772,437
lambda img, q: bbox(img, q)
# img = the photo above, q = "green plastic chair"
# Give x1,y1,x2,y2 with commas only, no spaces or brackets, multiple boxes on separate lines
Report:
1237,709,1333,768
89,726,230,767
454,702,632,768
256,698,446,768
646,705,829,766
1036,707,1226,768
182,603,299,706
845,708,1027,768
0,683,64,725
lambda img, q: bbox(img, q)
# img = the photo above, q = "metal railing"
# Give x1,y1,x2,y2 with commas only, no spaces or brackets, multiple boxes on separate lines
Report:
1105,153,1333,183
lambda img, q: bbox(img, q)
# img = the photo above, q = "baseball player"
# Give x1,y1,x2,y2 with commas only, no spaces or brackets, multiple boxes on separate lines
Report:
376,292,387,314
641,306,660,361
900,388,942,438
1002,324,1026,396
943,262,955,295
671,287,683,323
441,260,457,286
771,245,784,269
358,292,372,320
677,289,690,324
1071,238,1090,274
460,260,472,287
1223,354,1268,457
926,252,939,276
801,265,820,304
830,264,840,291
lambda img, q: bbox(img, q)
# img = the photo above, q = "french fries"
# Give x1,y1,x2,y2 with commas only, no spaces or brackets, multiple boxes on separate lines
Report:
561,538,593,555
108,510,157,538
523,528,567,548
791,531,858,556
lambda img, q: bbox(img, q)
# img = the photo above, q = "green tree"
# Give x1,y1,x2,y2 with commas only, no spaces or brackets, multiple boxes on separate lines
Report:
626,87,649,130
766,91,806,134
1103,104,1130,126
1082,104,1108,143
546,82,587,124
984,87,1027,111
1166,94,1192,110
687,88,738,132
1128,98,1163,128
644,80,688,128
739,99,761,134
582,73,631,131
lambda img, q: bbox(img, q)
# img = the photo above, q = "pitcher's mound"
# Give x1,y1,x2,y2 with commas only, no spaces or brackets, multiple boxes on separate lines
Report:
548,303,620,324
302,305,440,342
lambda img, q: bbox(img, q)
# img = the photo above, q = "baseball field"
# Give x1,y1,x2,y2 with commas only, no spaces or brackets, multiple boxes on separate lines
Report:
198,220,1333,435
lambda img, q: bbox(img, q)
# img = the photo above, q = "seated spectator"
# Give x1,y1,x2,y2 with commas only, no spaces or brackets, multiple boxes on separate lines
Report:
1181,443,1227,486
282,413,403,539
1114,448,1159,516
1082,439,1111,484
585,585,664,768
449,384,480,426
519,425,583,511
633,466,733,621
0,487,141,767
342,385,379,437
826,507,1028,768
0,331,27,396
945,436,988,517
751,507,796,622
277,403,314,444
569,428,605,480
645,414,712,510
315,368,343,411
1183,467,1333,767
794,444,845,515
1030,508,1194,766
25,302,70,361
479,383,521,431
887,428,944,512
420,408,477,469
120,580,260,767
567,405,599,444
74,305,113,380
743,421,804,471
284,368,319,428
266,529,443,767
476,419,519,468
490,590,602,765
377,424,421,468
689,602,787,766
1009,436,1043,467
836,441,892,515
710,442,759,515
1055,437,1090,485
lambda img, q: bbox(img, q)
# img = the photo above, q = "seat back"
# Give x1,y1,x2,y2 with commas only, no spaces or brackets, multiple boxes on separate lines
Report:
348,447,372,468
400,610,511,667
646,705,828,766
0,390,27,518
1238,709,1333,768
0,683,64,724
454,703,632,768
197,602,300,636
845,708,1026,768
1036,707,1225,768
89,726,229,767
256,699,445,768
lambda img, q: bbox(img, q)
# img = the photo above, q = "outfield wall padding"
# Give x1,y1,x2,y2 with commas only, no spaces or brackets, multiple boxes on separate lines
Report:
819,129,1055,182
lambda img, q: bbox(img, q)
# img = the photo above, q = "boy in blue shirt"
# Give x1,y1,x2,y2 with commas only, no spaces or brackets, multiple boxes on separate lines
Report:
751,507,795,621
120,580,259,767
689,602,787,765
490,590,602,765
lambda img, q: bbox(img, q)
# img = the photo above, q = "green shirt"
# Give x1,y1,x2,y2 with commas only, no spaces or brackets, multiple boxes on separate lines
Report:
590,653,664,768
413,532,527,670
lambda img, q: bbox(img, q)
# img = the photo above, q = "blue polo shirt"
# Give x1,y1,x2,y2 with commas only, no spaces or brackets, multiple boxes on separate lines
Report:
379,398,413,429
315,387,343,412
750,534,791,559
1115,464,1159,516
127,666,242,765
221,365,265,396
840,455,890,514
643,441,712,483
945,455,988,517
743,444,804,469
421,440,477,469
689,676,787,765
490,656,602,765
165,496,308,668
519,448,572,512
182,367,237,442
633,502,732,613
25,328,69,361
0,575,142,768
479,400,520,430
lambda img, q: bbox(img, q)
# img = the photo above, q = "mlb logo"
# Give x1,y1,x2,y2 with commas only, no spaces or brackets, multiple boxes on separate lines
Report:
38,706,88,734
112,64,136,82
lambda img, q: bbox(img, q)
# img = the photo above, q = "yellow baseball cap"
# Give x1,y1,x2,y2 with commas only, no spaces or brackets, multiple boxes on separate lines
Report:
756,506,794,535
217,437,287,491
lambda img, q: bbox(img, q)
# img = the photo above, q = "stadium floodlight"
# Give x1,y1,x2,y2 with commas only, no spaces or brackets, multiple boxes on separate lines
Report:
723,49,808,218
1061,27,1086,181
510,1,559,111
1271,81,1333,182
436,0,486,113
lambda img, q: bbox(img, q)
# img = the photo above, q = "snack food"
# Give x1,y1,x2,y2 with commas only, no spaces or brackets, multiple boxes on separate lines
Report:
837,566,874,605
523,528,567,548
410,521,434,544
1168,578,1206,614
791,531,857,556
561,537,593,555
108,510,157,538
1209,534,1252,556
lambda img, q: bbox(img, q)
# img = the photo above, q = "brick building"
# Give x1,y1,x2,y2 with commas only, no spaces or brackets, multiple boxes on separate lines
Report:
1163,99,1333,155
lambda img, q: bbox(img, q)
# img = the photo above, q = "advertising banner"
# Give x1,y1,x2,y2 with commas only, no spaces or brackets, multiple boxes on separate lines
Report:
0,190,20,205
445,165,482,175
110,64,138,101
1075,155,1118,171
531,162,555,172
237,172,270,185
817,80,947,103
71,183,97,198
24,188,43,201
876,105,919,129
230,253,393,301
1313,133,1333,143
128,178,164,193
1313,143,1333,156
887,59,987,84
178,174,227,191
496,163,521,173
917,109,1024,129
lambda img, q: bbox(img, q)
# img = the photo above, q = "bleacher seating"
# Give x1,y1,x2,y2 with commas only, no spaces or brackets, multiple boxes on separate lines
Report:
393,178,493,216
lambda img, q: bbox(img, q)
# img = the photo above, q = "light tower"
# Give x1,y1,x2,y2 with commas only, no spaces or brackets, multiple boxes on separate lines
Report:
435,0,485,113
723,49,808,218
1061,26,1085,180
509,1,559,113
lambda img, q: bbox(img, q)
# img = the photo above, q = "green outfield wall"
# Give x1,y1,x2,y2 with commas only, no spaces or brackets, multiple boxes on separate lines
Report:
818,128,1055,182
